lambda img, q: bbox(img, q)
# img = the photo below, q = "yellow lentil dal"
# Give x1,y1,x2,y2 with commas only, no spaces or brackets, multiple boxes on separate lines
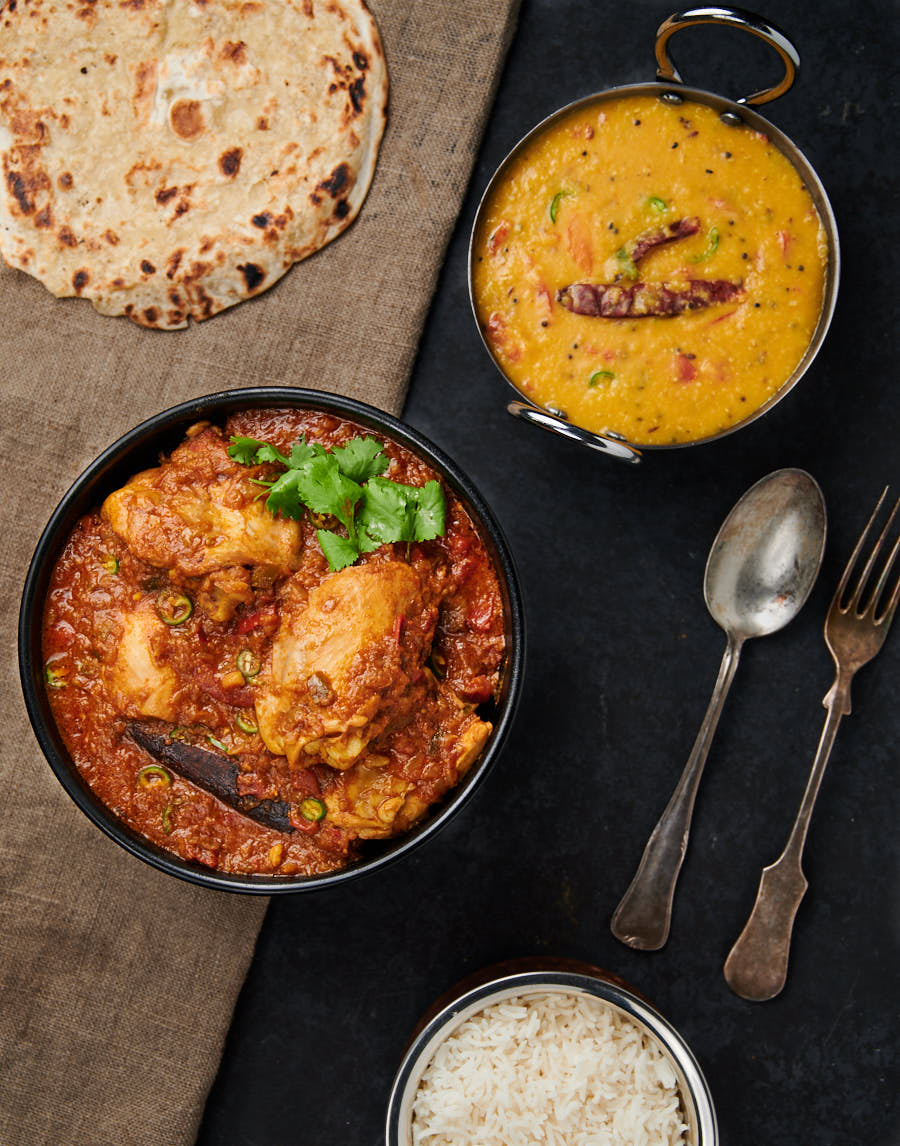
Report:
472,94,828,445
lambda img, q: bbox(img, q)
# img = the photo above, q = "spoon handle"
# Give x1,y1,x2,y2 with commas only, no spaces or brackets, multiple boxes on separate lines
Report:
611,632,743,950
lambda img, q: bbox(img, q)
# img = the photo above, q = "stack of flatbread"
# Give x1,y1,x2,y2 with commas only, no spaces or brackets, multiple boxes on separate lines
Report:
0,0,387,327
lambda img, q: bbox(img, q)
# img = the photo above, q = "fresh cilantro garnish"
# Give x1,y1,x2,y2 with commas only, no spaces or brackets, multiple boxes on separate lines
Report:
227,432,446,571
330,436,388,483
228,436,271,465
412,480,447,541
315,529,360,573
280,453,362,530
359,477,446,545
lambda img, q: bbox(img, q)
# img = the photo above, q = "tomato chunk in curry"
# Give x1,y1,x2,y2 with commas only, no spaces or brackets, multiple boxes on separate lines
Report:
42,409,505,876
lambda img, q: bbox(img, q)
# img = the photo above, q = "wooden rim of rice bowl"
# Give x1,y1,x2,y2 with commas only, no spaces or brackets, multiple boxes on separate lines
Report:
385,959,718,1146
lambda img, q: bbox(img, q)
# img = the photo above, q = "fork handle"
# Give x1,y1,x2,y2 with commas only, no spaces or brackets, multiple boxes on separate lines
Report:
723,685,848,1000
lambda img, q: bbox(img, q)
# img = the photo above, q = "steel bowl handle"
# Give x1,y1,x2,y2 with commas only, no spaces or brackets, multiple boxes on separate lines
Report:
655,7,799,107
506,402,642,464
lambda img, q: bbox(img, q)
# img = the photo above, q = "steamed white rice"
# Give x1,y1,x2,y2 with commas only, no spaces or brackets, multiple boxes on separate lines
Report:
411,991,688,1146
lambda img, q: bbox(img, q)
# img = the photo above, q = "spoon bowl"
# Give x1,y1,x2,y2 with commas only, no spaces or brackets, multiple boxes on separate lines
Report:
705,469,828,639
612,468,826,950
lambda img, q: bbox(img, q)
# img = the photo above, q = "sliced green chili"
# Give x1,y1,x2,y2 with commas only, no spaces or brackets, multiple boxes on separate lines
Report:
138,764,172,790
162,804,174,834
236,649,261,678
549,190,572,223
44,664,67,690
207,734,231,754
646,195,668,213
589,370,615,387
155,589,193,626
690,226,720,263
101,555,119,574
299,796,326,823
616,247,638,280
235,713,259,735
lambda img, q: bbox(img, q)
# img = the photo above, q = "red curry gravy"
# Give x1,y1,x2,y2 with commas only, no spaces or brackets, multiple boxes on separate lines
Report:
42,409,505,877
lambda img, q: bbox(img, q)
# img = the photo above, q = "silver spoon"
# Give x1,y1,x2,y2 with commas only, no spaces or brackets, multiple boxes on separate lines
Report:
611,468,827,951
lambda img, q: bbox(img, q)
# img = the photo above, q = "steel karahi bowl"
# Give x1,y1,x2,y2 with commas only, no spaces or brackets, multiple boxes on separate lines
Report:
468,6,840,464
18,387,524,895
386,958,717,1145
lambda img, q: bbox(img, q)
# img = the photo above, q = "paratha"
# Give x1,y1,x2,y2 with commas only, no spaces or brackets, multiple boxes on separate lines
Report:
0,0,387,328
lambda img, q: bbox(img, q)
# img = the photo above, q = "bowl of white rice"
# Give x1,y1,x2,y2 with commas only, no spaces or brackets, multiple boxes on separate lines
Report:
385,959,717,1146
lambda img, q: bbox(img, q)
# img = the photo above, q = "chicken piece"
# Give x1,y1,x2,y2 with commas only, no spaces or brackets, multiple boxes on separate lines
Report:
195,566,254,623
105,601,178,721
255,561,433,769
102,426,301,577
452,717,492,774
323,704,492,839
323,759,417,838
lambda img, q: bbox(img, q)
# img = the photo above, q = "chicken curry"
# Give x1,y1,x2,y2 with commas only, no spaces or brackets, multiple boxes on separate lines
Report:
42,408,506,876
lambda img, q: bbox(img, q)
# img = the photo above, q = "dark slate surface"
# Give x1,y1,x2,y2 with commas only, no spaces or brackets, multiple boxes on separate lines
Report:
197,3,900,1143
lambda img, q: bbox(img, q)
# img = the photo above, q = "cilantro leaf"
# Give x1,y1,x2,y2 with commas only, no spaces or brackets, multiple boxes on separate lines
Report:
412,480,446,541
255,442,292,467
289,437,325,468
359,476,416,543
228,436,270,465
262,470,308,520
290,453,362,533
359,477,447,544
356,527,383,555
331,436,389,483
316,530,360,573
228,434,321,469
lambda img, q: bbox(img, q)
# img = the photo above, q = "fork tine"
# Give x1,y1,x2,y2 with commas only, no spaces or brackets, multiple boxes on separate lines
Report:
837,486,890,611
871,511,900,624
857,494,900,614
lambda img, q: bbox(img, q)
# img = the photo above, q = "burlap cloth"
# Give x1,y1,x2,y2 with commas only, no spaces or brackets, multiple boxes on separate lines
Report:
0,4,518,1141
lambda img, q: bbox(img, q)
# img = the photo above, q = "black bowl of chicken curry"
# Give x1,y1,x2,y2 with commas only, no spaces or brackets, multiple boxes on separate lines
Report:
19,389,524,893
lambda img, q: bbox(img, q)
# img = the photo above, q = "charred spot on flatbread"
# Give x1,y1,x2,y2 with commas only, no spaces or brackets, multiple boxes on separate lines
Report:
236,262,265,292
166,249,185,278
5,171,35,215
219,148,243,178
72,269,90,293
349,77,366,115
170,99,205,142
318,163,351,199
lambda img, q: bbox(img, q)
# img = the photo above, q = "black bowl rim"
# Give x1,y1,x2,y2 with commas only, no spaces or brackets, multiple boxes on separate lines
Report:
18,387,525,895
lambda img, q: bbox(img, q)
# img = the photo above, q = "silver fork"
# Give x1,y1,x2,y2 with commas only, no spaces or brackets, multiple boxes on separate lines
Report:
724,488,900,1001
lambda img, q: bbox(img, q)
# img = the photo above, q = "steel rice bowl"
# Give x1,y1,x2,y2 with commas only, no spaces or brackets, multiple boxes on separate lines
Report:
386,960,717,1145
18,387,524,895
